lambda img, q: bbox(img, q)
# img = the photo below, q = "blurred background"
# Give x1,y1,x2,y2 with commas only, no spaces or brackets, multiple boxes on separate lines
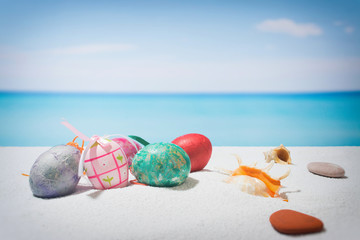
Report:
0,0,359,146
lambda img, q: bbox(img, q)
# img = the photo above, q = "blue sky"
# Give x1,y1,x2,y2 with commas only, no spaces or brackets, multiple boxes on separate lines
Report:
0,0,359,93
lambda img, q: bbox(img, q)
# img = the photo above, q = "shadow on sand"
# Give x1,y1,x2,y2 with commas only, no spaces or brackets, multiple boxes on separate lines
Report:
168,177,199,191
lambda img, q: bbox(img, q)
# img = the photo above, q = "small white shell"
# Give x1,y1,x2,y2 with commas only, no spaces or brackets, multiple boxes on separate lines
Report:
264,144,292,164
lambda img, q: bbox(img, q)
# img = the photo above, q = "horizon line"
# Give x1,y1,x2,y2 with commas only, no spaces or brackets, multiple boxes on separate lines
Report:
1,89,360,96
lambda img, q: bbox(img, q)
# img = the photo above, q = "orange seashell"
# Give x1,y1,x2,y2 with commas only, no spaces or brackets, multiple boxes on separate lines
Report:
221,155,290,198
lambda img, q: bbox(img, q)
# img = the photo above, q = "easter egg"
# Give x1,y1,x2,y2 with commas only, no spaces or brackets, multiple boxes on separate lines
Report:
84,139,128,190
131,142,191,187
172,133,212,172
112,137,142,166
29,145,81,198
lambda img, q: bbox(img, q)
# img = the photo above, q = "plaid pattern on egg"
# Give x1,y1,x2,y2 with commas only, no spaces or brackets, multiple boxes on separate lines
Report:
84,141,129,189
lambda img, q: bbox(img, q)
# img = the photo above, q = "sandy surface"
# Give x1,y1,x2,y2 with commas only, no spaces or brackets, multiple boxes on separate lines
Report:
0,146,359,240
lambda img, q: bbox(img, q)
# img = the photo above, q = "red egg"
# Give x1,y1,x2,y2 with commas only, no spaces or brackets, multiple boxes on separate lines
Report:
172,133,212,172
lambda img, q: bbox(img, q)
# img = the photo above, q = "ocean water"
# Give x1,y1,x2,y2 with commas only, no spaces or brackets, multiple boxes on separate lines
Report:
0,92,359,146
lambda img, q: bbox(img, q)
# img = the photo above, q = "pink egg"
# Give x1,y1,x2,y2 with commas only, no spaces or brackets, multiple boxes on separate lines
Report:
84,140,128,190
172,133,212,172
112,137,142,166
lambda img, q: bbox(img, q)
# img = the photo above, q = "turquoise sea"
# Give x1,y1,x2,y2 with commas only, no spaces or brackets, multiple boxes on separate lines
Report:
0,92,359,146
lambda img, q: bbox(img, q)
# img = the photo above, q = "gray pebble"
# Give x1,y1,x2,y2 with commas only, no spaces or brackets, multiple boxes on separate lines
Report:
307,162,345,178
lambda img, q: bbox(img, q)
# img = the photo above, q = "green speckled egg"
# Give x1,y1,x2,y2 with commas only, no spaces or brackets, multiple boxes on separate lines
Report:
131,142,190,187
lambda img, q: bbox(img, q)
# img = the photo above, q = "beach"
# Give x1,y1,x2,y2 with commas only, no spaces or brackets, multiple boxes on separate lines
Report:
1,146,359,240
1,1,360,238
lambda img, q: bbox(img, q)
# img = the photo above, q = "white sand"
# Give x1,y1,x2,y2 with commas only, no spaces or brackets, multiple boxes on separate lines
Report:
0,146,359,240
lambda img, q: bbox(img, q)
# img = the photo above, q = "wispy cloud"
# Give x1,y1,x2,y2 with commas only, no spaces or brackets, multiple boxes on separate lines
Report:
256,18,323,37
45,44,136,55
333,20,355,34
333,21,343,26
344,26,355,34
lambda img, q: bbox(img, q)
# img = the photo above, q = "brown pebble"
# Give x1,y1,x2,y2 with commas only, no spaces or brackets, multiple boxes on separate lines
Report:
307,162,345,178
270,209,324,235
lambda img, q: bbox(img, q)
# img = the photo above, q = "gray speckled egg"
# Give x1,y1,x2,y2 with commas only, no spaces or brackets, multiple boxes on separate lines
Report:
29,145,81,198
